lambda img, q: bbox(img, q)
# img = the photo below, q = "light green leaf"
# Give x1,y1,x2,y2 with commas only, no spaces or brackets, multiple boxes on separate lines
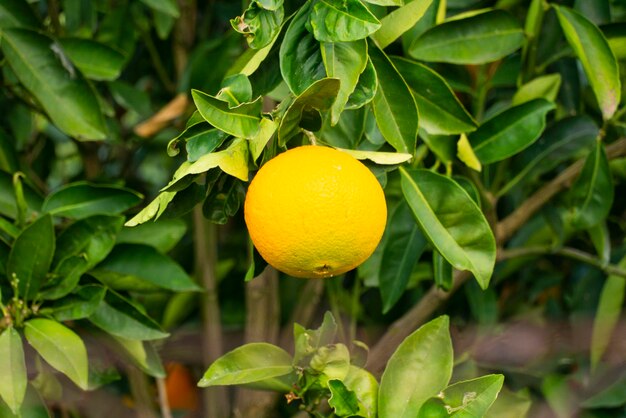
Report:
568,141,613,229
1,29,106,140
124,191,176,227
109,336,165,378
250,117,277,162
554,5,621,120
0,172,42,220
90,243,201,292
328,380,361,416
469,99,555,164
0,328,27,414
603,23,626,60
199,343,293,387
231,2,284,49
116,218,186,253
433,250,453,291
227,30,281,77
192,90,262,139
138,0,179,17
591,256,626,371
400,168,496,288
371,0,434,49
409,10,524,64
321,39,368,124
443,374,505,417
457,133,482,172
363,0,402,5
42,183,142,219
256,0,284,11
512,74,562,106
59,38,125,81
24,319,88,390
343,366,379,418
336,148,412,164
280,1,326,95
393,57,477,135
484,388,532,418
588,221,610,266
7,215,55,300
369,42,418,154
309,0,381,42
379,316,453,418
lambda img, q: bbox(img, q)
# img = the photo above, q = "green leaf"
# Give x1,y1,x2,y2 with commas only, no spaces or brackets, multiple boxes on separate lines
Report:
603,23,626,60
0,0,39,29
499,116,598,196
442,374,505,417
7,215,55,300
0,385,50,418
138,0,179,18
293,312,338,366
24,319,89,390
583,371,626,408
1,29,107,140
590,256,626,371
309,0,381,42
346,58,378,110
42,183,142,219
369,42,418,154
185,128,229,162
44,285,106,321
59,38,125,81
124,191,177,227
363,0,402,5
280,1,326,95
328,380,361,416
0,129,19,173
379,316,453,418
567,141,613,229
380,201,428,313
90,243,201,292
0,172,42,220
108,80,152,116
250,118,278,162
469,99,555,165
198,343,293,387
89,290,169,341
0,328,27,415
116,219,186,253
457,133,482,172
588,221,610,266
278,78,340,145
231,2,284,49
216,74,253,107
393,57,477,135
554,5,621,120
433,250,453,291
335,148,412,164
371,0,434,49
409,10,524,64
191,90,262,139
109,336,165,378
321,39,368,124
309,343,351,386
400,168,496,288
484,388,531,418
343,366,379,418
511,74,562,106
227,31,280,77
256,0,284,10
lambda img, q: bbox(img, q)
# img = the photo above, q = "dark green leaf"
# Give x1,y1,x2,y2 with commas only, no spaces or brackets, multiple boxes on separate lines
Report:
91,244,200,292
321,39,368,124
59,38,125,81
89,290,169,341
44,285,106,321
369,43,418,154
371,0,434,49
603,23,626,60
469,99,555,165
198,343,293,387
1,29,107,140
0,328,27,414
328,380,361,416
588,221,610,266
185,128,229,162
554,5,621,120
0,129,19,173
109,336,165,378
7,215,54,300
380,201,428,313
231,2,284,49
409,10,524,64
400,168,496,288
567,141,613,229
203,176,246,224
278,78,340,145
583,371,626,408
216,74,253,107
379,316,453,418
108,81,152,116
279,1,326,95
499,116,598,196
465,280,498,325
0,0,39,29
42,183,142,219
309,0,380,42
138,0,179,17
0,172,42,220
24,319,89,390
191,90,262,139
346,58,377,110
433,250,453,291
442,374,504,417
393,57,477,135
116,219,186,253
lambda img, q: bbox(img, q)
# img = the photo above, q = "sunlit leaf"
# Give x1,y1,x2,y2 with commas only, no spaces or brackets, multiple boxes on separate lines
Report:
309,0,381,42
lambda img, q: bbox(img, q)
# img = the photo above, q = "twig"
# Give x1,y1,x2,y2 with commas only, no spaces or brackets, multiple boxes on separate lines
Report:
127,366,158,418
142,31,176,93
134,93,189,138
156,377,173,418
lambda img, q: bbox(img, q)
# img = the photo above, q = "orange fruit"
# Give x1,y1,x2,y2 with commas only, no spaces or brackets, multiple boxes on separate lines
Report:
164,363,199,411
244,145,387,278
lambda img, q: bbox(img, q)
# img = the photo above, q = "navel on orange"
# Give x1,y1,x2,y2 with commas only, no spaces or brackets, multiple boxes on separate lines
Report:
244,145,387,279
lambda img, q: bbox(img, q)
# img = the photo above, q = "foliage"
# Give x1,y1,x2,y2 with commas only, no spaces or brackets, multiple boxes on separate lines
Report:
0,0,626,417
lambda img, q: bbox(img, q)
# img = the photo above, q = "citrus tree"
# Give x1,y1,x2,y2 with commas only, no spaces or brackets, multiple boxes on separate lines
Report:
1,0,626,417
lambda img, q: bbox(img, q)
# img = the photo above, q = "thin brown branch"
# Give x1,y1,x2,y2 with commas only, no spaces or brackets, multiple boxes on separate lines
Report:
134,93,189,138
156,377,173,418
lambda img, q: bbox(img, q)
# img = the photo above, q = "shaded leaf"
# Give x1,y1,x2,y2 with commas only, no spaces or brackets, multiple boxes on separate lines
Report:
24,319,89,390
0,328,27,414
379,316,453,418
45,285,107,321
0,0,39,29
116,219,186,253
400,168,496,288
59,38,125,81
192,90,262,139
346,58,378,110
138,0,179,18
42,183,142,219
433,250,453,291
309,0,380,42
409,10,524,64
1,29,106,140
231,2,284,49
0,172,42,220
109,336,165,378
199,343,293,387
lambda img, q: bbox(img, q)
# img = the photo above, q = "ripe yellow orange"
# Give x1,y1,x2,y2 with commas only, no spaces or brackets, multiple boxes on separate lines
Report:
244,145,387,279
